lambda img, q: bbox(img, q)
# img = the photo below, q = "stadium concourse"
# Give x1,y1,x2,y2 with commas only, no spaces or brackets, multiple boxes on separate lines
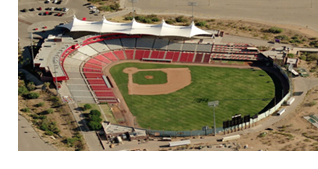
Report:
34,16,266,104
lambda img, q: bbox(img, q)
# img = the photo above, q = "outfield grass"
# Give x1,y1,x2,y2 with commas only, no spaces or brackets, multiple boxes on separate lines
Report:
110,62,275,131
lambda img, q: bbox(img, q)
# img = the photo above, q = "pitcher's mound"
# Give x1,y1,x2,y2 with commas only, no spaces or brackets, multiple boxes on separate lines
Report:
145,75,153,79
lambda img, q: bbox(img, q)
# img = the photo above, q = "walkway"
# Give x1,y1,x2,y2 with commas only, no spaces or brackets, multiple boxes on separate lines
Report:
18,114,56,151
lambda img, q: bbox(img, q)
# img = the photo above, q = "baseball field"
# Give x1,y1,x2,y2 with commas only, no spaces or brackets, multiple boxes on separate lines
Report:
109,62,275,131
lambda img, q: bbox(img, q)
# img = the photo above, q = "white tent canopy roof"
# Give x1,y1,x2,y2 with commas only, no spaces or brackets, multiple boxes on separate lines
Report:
59,15,212,38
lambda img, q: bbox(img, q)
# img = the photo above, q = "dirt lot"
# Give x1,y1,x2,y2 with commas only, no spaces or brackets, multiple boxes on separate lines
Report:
18,89,88,151
235,85,318,151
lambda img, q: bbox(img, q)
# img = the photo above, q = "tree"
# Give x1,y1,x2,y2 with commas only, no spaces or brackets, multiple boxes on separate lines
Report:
287,53,294,58
88,121,102,130
83,104,92,111
89,109,101,117
37,102,45,107
90,115,103,123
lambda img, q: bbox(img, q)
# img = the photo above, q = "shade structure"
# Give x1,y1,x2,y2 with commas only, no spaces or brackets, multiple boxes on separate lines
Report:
58,15,212,38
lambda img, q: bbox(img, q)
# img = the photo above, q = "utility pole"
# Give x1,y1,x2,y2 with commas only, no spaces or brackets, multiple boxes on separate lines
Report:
208,100,219,136
188,2,198,22
30,32,34,68
129,0,138,19
311,0,313,8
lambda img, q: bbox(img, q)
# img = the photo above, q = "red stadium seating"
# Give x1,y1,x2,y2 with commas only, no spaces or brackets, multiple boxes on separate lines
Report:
82,68,102,73
83,63,102,70
150,51,166,59
113,50,126,60
102,52,118,61
125,49,135,59
135,50,150,60
194,53,203,63
87,79,105,84
203,53,211,63
90,85,110,91
84,73,103,78
94,91,115,97
179,52,188,62
87,58,106,67
94,54,112,64
165,51,180,62
186,53,195,62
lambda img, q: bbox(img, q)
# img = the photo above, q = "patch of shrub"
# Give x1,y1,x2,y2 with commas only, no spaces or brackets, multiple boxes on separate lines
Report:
165,19,175,24
46,108,54,114
110,3,120,11
98,5,111,11
37,102,45,107
275,35,289,40
143,18,153,23
268,27,283,33
27,92,39,99
287,53,295,58
151,17,159,22
124,16,133,20
195,21,206,27
21,107,30,112
175,16,187,22
27,82,35,91
18,86,29,95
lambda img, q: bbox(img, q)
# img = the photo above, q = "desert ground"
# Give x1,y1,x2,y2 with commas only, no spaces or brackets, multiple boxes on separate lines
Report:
122,0,318,34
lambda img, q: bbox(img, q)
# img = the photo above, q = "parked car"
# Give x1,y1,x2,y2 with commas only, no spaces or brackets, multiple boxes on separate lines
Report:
45,0,50,4
53,0,58,3
63,8,69,12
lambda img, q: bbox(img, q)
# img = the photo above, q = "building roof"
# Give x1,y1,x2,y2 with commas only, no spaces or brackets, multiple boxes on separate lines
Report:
58,15,212,38
261,50,285,60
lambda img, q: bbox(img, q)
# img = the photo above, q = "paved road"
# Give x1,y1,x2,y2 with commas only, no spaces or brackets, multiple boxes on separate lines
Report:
18,114,56,151
123,0,318,33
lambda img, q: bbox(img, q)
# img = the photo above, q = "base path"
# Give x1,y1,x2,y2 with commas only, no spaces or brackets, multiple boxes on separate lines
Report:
123,67,191,95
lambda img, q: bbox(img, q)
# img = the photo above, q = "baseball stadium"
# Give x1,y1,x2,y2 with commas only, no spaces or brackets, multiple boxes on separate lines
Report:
33,16,290,135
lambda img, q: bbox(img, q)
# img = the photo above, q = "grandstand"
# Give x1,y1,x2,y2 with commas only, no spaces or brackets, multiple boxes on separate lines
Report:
34,25,265,104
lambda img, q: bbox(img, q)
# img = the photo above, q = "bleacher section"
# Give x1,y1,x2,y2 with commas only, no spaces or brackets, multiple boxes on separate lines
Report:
194,53,204,63
58,34,263,104
121,38,136,48
113,50,126,60
136,38,155,49
150,51,166,59
104,38,123,50
153,39,169,50
135,50,151,60
124,49,135,60
165,51,181,62
167,42,183,51
77,45,99,56
182,43,197,51
196,44,212,52
88,42,110,53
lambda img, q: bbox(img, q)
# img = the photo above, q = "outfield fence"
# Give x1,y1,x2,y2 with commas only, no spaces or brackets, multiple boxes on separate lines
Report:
147,64,293,137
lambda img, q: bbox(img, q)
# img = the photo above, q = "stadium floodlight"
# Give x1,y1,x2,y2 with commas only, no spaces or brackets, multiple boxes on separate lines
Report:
188,2,198,22
208,100,219,136
129,0,138,19
29,32,34,68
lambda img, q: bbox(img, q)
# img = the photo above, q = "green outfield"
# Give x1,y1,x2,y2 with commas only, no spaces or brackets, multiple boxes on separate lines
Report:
109,62,275,131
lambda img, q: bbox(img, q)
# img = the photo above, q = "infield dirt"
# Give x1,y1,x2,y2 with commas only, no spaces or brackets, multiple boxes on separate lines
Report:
123,67,191,95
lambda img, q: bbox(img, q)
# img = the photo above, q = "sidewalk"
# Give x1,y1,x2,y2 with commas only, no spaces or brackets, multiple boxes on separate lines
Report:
59,82,104,151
